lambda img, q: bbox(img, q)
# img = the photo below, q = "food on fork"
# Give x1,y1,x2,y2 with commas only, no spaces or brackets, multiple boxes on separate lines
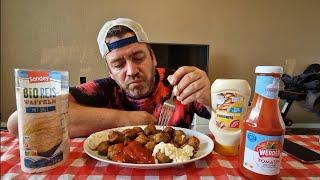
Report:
87,124,201,164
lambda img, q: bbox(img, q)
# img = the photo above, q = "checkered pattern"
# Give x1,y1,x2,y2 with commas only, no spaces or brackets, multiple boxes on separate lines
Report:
1,131,319,179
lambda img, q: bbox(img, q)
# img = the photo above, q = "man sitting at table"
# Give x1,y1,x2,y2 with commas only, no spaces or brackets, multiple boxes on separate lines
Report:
7,18,211,138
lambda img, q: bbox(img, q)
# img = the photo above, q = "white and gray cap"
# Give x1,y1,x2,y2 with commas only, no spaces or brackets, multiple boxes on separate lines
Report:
255,66,283,74
97,18,149,58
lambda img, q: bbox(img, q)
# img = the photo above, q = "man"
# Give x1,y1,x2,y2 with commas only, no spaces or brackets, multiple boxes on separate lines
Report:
7,18,211,138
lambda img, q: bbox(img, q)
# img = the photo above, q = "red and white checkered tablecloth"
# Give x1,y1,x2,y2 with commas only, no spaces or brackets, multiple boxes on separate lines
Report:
1,131,319,179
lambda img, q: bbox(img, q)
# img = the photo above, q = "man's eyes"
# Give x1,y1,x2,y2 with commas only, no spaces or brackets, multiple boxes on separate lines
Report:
132,52,145,61
111,61,125,68
110,52,146,68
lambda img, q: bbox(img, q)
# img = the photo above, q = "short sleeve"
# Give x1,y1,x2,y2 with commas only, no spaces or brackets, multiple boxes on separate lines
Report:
193,102,211,119
69,78,121,107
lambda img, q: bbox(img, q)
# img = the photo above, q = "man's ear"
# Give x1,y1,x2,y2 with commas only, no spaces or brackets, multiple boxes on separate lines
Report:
110,73,115,79
105,61,114,79
150,48,157,67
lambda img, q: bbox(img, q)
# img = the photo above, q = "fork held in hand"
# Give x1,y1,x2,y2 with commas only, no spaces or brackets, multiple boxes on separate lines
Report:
158,92,175,126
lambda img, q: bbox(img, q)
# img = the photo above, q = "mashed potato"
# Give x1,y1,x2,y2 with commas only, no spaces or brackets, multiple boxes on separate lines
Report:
152,142,194,163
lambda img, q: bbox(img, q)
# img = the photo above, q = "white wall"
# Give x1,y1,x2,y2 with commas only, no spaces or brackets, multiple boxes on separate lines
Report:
1,0,320,125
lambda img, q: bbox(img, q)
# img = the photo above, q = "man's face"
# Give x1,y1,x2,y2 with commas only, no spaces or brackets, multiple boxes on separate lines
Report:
105,33,157,98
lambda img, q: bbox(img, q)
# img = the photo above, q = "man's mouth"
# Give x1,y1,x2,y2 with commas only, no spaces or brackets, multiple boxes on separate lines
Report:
128,80,143,86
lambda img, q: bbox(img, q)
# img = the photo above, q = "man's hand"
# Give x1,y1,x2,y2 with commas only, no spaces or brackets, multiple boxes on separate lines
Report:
123,111,158,126
168,66,211,108
7,111,18,137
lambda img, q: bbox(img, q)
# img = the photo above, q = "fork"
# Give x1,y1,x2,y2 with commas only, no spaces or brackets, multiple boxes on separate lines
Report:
158,91,175,126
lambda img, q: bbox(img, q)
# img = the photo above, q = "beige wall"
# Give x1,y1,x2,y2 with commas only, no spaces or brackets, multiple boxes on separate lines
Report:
1,0,320,125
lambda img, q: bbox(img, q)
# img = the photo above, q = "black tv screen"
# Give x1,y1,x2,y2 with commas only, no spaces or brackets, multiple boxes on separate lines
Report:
150,43,209,73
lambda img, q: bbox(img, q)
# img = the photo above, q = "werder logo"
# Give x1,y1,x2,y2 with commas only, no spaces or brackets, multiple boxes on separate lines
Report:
257,147,281,158
28,71,50,83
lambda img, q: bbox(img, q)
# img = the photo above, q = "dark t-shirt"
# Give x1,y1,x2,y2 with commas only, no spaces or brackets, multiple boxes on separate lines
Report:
69,68,210,128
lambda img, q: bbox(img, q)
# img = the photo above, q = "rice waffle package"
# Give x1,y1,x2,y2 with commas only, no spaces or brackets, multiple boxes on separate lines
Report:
15,69,69,173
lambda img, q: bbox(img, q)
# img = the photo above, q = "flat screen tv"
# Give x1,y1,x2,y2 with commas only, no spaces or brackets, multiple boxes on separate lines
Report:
150,43,209,73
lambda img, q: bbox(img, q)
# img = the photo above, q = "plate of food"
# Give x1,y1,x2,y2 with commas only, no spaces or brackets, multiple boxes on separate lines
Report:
83,124,214,169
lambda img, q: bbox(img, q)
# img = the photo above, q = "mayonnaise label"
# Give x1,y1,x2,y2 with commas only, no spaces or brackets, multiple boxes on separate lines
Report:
243,131,284,175
213,92,244,129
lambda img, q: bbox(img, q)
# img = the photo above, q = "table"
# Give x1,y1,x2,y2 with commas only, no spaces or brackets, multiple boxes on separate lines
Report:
1,131,319,179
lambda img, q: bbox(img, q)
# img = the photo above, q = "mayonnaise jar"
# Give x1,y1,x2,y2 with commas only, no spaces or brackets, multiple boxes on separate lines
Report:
210,79,251,156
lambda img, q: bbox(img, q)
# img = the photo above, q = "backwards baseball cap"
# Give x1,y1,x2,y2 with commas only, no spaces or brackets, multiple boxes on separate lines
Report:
97,18,149,58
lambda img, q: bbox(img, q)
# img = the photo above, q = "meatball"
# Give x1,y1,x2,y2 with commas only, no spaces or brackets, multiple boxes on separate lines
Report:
155,129,162,134
163,126,174,135
144,124,157,136
185,136,200,152
135,133,149,145
96,141,109,156
156,152,172,163
123,129,138,140
133,127,143,134
172,133,187,147
145,141,156,151
108,131,125,144
153,132,171,144
173,130,185,137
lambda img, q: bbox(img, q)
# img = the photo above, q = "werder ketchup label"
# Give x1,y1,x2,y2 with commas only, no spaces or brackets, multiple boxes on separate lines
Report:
243,131,284,175
255,141,281,158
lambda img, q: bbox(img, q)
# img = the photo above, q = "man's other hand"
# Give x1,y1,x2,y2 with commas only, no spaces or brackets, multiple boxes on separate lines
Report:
168,66,211,107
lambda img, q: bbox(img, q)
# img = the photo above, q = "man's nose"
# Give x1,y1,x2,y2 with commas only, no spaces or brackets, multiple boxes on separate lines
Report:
126,61,139,77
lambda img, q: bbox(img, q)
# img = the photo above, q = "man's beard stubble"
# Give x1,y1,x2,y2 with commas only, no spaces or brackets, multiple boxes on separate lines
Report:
120,68,156,99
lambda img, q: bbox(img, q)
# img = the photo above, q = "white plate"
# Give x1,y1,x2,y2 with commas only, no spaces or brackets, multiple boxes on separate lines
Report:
83,125,214,169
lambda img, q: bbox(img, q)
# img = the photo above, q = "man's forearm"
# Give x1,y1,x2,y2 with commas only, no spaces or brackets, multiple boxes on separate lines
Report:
7,95,157,138
68,100,158,138
68,102,129,138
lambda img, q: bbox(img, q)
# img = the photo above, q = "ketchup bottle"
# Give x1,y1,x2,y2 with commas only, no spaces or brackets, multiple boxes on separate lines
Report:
239,66,285,179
